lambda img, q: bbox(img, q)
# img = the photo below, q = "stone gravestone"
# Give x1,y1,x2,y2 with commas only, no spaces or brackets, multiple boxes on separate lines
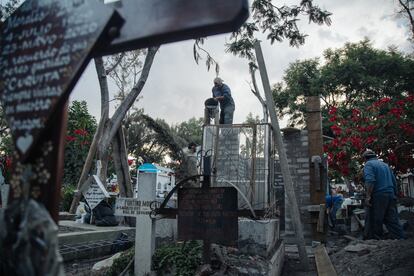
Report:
81,175,110,211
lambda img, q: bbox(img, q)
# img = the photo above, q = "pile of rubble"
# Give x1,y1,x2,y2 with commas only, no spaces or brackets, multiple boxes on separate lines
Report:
328,209,414,276
330,238,414,275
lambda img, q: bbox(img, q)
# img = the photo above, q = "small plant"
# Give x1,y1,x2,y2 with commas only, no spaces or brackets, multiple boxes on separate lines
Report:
107,247,134,276
60,184,76,212
152,240,202,276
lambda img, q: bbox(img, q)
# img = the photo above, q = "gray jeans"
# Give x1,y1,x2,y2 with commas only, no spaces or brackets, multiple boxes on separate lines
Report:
219,106,235,124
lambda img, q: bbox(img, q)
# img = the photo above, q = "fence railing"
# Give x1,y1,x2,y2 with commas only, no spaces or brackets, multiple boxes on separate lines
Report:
202,123,278,214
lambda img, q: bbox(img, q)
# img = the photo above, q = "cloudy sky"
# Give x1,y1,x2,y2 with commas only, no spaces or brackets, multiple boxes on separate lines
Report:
71,0,412,127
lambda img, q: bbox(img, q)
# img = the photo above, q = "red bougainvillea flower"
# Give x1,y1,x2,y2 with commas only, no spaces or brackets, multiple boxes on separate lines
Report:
5,157,12,169
74,129,88,136
336,151,346,160
388,152,398,164
400,123,414,135
350,136,362,150
373,97,392,107
407,95,414,102
340,166,350,176
328,106,338,115
396,100,405,106
366,136,376,144
389,108,403,118
329,115,337,122
66,136,76,142
331,125,342,136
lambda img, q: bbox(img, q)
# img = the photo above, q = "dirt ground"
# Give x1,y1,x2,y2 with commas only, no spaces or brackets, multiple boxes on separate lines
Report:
328,209,414,276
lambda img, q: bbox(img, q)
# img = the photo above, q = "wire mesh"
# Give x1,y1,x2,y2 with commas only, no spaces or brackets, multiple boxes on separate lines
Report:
202,123,276,212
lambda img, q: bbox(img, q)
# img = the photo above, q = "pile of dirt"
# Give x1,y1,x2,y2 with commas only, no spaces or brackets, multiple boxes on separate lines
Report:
330,238,414,276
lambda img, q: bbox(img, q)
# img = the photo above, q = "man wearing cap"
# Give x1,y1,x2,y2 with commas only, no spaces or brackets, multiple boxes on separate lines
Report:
212,77,235,124
363,149,404,239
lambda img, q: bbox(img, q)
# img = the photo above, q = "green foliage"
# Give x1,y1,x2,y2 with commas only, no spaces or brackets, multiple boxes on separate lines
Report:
273,40,414,127
152,241,202,276
172,117,204,146
126,109,186,165
106,248,134,276
63,101,97,186
226,0,332,60
60,184,76,212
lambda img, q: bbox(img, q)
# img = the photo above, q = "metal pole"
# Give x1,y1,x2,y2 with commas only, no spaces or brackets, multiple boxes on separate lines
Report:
254,40,309,269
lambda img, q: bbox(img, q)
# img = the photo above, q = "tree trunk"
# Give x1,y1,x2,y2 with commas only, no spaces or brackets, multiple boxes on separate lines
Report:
69,46,159,213
112,127,133,197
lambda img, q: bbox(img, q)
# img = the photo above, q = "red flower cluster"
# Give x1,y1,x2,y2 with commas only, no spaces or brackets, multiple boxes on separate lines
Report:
400,123,414,135
328,106,337,115
331,125,341,135
324,94,414,178
373,97,391,107
5,157,12,169
66,136,76,142
74,129,88,136
389,108,403,118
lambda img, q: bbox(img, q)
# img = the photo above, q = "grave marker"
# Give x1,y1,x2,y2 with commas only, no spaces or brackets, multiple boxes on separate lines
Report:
81,175,110,210
0,0,123,159
115,197,158,217
178,187,238,245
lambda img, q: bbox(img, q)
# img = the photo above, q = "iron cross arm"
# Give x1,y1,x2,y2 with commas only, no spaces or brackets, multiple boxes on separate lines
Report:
97,0,249,56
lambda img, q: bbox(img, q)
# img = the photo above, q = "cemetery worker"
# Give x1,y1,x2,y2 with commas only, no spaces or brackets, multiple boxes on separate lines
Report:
325,187,344,228
363,149,405,239
212,77,235,124
183,142,201,187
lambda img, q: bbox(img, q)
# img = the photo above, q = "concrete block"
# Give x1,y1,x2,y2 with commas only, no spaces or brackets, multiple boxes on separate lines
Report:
297,158,309,163
155,219,177,247
297,169,309,174
268,240,285,276
238,218,280,257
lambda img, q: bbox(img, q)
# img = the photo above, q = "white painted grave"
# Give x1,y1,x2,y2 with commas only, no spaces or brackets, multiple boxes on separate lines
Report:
115,172,156,276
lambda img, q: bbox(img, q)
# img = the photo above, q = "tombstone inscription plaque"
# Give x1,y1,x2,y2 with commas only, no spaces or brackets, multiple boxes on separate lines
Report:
81,175,110,210
178,187,238,245
0,0,123,159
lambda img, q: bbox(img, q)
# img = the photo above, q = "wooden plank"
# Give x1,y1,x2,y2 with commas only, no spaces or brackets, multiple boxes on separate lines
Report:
315,245,337,276
254,40,309,270
100,0,249,55
317,204,326,233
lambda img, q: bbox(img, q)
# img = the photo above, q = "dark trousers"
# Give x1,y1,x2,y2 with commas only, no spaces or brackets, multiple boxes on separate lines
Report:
370,192,404,239
219,106,234,124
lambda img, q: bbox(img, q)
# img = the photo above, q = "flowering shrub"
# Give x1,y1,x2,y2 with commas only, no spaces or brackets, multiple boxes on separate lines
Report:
324,95,414,179
63,101,97,186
